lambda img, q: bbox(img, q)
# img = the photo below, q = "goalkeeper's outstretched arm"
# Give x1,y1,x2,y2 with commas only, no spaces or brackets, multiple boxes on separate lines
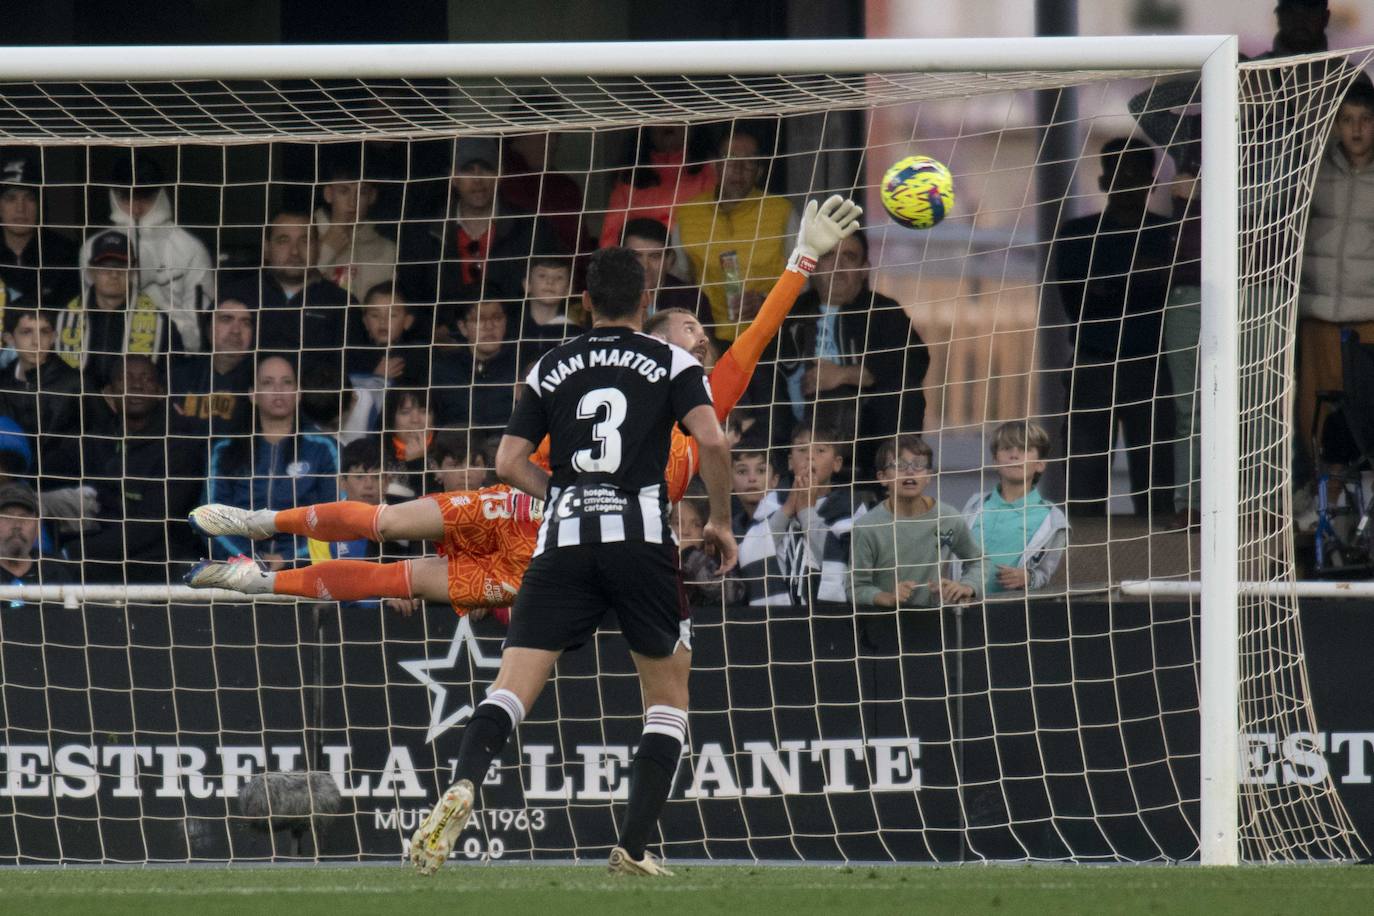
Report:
707,194,863,420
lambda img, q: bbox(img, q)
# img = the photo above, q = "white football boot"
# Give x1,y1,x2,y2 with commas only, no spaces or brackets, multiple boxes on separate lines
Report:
188,504,277,540
607,846,674,877
410,779,475,876
184,555,274,594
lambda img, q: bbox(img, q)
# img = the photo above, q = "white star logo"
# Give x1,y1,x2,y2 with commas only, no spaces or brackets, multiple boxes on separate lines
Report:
399,616,502,743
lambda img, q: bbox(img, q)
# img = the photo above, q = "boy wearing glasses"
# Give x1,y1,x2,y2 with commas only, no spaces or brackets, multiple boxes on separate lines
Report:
954,421,1068,595
849,434,982,608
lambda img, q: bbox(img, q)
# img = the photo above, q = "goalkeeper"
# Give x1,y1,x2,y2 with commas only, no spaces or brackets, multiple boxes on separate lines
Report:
185,196,862,616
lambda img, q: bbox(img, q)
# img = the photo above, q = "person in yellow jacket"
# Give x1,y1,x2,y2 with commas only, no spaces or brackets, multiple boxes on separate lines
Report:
674,129,797,341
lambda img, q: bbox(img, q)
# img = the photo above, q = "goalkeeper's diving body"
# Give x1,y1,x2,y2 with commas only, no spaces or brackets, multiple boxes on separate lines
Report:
186,195,864,625
189,197,862,878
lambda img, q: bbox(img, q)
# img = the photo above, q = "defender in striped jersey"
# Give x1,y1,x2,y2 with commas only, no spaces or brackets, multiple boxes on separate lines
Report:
187,195,863,621
410,199,862,878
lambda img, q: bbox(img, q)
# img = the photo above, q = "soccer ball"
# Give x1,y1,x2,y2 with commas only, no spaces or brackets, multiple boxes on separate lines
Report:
879,155,954,230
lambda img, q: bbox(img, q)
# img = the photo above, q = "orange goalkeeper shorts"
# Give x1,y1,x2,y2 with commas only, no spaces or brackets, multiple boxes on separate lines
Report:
427,486,541,611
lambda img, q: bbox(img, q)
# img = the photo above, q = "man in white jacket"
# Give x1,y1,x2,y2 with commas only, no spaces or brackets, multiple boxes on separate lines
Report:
80,153,212,353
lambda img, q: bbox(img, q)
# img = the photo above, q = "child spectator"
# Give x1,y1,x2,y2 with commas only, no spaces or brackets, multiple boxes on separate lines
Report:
429,431,492,493
730,429,778,536
675,482,744,605
955,421,1069,596
56,229,183,393
517,256,579,366
309,435,415,609
0,307,81,484
739,423,855,606
1299,76,1374,475
345,281,429,388
314,436,390,563
849,435,982,609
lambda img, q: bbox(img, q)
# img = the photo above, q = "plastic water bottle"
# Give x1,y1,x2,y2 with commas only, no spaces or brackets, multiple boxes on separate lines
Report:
719,249,742,321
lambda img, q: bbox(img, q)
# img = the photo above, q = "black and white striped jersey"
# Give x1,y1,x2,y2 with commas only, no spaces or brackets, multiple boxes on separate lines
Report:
504,325,713,555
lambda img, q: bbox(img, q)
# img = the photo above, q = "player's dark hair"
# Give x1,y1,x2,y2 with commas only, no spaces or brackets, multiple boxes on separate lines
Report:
340,436,383,473
585,247,645,320
622,217,669,246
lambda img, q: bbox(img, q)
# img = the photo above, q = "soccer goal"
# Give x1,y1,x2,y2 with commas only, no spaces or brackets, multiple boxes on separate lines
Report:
0,36,1366,867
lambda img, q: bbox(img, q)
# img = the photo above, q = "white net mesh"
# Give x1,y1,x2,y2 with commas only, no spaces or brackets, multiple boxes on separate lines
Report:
0,44,1366,864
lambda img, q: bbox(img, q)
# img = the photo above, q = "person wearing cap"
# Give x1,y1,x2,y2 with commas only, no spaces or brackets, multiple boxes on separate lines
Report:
314,154,398,302
0,147,80,313
80,151,213,352
0,481,75,591
54,229,184,394
218,208,353,381
396,136,564,326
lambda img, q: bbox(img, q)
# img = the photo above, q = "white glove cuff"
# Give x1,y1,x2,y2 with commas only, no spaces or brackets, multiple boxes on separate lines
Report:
787,248,818,274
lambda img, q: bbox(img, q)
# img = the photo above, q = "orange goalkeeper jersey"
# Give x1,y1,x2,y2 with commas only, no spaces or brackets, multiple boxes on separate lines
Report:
532,267,806,503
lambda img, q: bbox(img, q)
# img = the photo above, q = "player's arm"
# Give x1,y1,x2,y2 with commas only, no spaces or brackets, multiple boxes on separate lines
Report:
496,434,549,500
681,403,737,575
708,195,863,419
669,350,737,573
497,374,552,499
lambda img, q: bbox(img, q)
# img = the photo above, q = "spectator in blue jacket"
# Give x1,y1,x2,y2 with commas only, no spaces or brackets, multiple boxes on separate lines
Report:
205,352,338,567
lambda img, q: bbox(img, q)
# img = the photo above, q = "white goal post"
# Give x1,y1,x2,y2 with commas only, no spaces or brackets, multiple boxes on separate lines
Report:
0,35,1361,868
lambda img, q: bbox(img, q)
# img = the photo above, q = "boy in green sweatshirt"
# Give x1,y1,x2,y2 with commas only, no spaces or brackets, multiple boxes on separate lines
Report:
849,434,981,608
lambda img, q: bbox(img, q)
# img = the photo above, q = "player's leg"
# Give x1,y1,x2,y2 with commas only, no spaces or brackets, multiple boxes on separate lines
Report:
605,542,692,877
189,496,445,544
410,646,558,875
412,546,601,876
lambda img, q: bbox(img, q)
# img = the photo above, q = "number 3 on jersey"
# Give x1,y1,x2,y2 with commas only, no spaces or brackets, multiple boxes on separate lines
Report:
572,387,628,473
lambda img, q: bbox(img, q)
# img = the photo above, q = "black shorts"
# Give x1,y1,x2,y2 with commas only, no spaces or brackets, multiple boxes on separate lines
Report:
506,541,690,658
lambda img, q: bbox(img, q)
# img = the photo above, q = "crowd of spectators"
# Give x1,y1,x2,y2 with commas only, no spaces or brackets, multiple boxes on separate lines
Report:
0,0,1355,599
0,123,938,594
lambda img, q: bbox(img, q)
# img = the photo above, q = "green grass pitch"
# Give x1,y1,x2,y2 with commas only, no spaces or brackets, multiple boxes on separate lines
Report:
1,863,1371,916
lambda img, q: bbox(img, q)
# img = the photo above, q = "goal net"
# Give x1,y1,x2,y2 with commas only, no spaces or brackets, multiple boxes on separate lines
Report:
0,38,1367,865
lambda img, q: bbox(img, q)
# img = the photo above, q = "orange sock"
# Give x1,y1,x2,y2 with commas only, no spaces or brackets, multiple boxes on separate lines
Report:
274,502,383,541
273,560,412,601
